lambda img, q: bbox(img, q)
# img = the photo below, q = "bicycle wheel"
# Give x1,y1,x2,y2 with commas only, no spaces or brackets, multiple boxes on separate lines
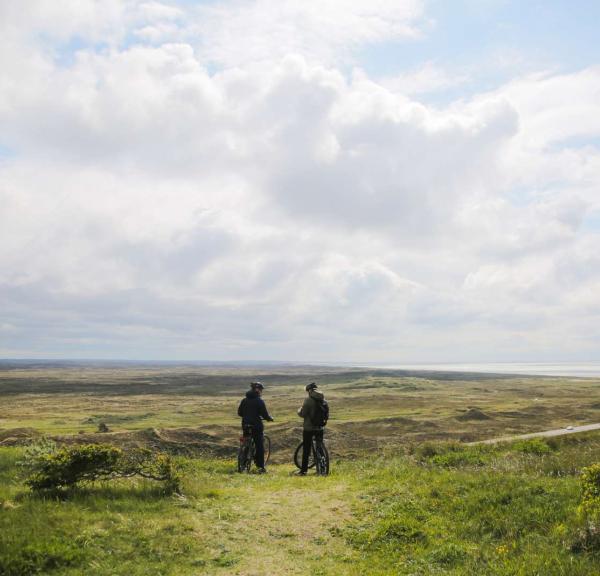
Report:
246,438,256,472
237,440,250,473
263,435,271,465
293,441,316,469
315,441,329,476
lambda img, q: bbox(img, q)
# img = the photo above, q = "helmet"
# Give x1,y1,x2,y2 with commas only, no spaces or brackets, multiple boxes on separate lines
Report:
250,381,264,390
305,382,318,391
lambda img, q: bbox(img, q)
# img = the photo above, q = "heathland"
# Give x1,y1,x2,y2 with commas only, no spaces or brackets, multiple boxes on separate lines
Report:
2,362,600,575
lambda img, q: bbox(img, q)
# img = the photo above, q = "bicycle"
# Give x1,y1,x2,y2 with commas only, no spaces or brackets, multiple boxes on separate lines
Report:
237,426,271,473
293,431,329,475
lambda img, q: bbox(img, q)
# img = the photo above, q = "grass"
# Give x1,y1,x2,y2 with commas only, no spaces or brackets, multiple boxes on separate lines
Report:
3,364,600,573
3,432,600,574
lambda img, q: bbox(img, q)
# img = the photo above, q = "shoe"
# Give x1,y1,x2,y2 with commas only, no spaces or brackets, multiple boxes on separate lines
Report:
294,470,307,476
257,467,267,474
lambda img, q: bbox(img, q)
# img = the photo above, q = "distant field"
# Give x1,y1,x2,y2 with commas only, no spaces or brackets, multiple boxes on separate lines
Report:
1,364,600,459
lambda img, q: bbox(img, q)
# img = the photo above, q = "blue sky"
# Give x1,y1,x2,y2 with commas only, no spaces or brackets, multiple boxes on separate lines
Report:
359,0,600,104
365,0,600,73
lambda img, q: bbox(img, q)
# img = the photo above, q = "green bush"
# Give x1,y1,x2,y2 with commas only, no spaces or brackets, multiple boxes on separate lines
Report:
512,438,554,455
415,441,488,468
415,442,439,458
431,450,487,468
19,442,181,493
580,463,600,506
571,463,600,552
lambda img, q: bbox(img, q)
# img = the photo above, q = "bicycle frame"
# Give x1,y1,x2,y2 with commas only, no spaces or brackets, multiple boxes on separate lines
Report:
293,431,329,475
237,428,271,473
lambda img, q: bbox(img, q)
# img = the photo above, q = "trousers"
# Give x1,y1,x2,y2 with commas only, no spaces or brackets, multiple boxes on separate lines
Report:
301,428,323,473
243,425,265,469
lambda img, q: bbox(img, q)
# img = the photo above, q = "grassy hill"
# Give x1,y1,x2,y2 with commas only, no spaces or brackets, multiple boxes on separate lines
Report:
2,433,600,575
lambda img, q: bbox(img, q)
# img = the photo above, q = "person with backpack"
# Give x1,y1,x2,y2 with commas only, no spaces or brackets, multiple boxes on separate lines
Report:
237,381,274,473
296,382,329,476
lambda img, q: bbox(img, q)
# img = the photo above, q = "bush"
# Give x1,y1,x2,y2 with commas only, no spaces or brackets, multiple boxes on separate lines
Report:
512,438,554,455
415,441,488,468
571,463,600,552
19,442,181,493
580,464,600,506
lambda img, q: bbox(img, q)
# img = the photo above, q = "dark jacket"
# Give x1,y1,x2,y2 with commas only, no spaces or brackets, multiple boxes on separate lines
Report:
237,390,273,430
299,390,325,431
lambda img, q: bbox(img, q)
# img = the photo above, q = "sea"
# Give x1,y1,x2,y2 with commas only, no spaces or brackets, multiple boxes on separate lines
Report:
361,363,600,378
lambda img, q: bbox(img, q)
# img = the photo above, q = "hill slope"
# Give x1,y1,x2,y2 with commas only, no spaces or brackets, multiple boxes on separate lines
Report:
3,433,600,575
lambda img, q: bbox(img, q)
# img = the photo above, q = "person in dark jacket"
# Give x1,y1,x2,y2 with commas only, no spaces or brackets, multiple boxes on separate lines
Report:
237,381,273,473
296,382,327,475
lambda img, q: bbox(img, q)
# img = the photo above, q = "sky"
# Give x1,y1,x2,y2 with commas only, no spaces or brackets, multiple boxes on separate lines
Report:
1,0,599,363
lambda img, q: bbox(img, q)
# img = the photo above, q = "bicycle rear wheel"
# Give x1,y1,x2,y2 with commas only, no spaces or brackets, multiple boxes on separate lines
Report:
293,441,316,469
263,435,271,465
315,441,329,476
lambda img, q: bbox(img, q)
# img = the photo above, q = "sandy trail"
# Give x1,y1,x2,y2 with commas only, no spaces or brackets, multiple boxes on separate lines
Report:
471,422,600,445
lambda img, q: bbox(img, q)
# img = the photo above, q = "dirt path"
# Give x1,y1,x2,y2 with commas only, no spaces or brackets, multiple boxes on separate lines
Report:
200,468,359,575
470,422,600,445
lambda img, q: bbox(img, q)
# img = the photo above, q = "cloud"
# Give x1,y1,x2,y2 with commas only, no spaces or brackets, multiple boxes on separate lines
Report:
380,61,469,95
1,1,600,361
192,0,426,67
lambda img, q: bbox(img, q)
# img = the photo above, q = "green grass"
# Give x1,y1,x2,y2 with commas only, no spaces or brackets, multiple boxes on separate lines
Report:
3,433,600,575
3,365,600,573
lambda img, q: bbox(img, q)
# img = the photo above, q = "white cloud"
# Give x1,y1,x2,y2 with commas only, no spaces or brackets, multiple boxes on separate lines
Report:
380,61,469,95
192,0,425,67
1,1,600,361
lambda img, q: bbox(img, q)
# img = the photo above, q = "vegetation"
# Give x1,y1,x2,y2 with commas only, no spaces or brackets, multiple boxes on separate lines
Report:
1,432,600,574
18,441,180,493
2,363,600,573
2,364,600,446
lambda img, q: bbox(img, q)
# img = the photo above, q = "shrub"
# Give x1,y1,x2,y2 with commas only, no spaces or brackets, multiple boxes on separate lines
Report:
512,438,553,455
415,442,439,459
19,442,181,493
431,450,487,468
580,464,600,506
415,441,488,468
571,463,600,552
24,444,121,491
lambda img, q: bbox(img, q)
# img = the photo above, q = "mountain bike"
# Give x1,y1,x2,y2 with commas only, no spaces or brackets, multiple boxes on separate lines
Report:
237,426,271,473
293,431,329,475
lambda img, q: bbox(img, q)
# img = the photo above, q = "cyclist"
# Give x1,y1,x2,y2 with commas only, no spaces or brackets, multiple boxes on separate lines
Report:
296,382,328,475
237,381,273,473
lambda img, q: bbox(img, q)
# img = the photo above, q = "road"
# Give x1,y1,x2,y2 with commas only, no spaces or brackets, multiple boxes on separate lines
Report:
470,422,600,445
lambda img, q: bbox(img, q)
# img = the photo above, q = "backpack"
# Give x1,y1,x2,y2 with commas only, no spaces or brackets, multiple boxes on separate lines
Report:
315,399,329,427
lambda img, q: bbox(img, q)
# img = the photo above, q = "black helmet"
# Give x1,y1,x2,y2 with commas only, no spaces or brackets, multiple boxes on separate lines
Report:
305,382,317,391
250,381,264,390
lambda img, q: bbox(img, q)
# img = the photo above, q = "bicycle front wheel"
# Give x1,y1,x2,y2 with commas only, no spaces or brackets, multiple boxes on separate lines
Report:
263,435,271,465
315,442,329,476
237,442,250,473
293,441,316,469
